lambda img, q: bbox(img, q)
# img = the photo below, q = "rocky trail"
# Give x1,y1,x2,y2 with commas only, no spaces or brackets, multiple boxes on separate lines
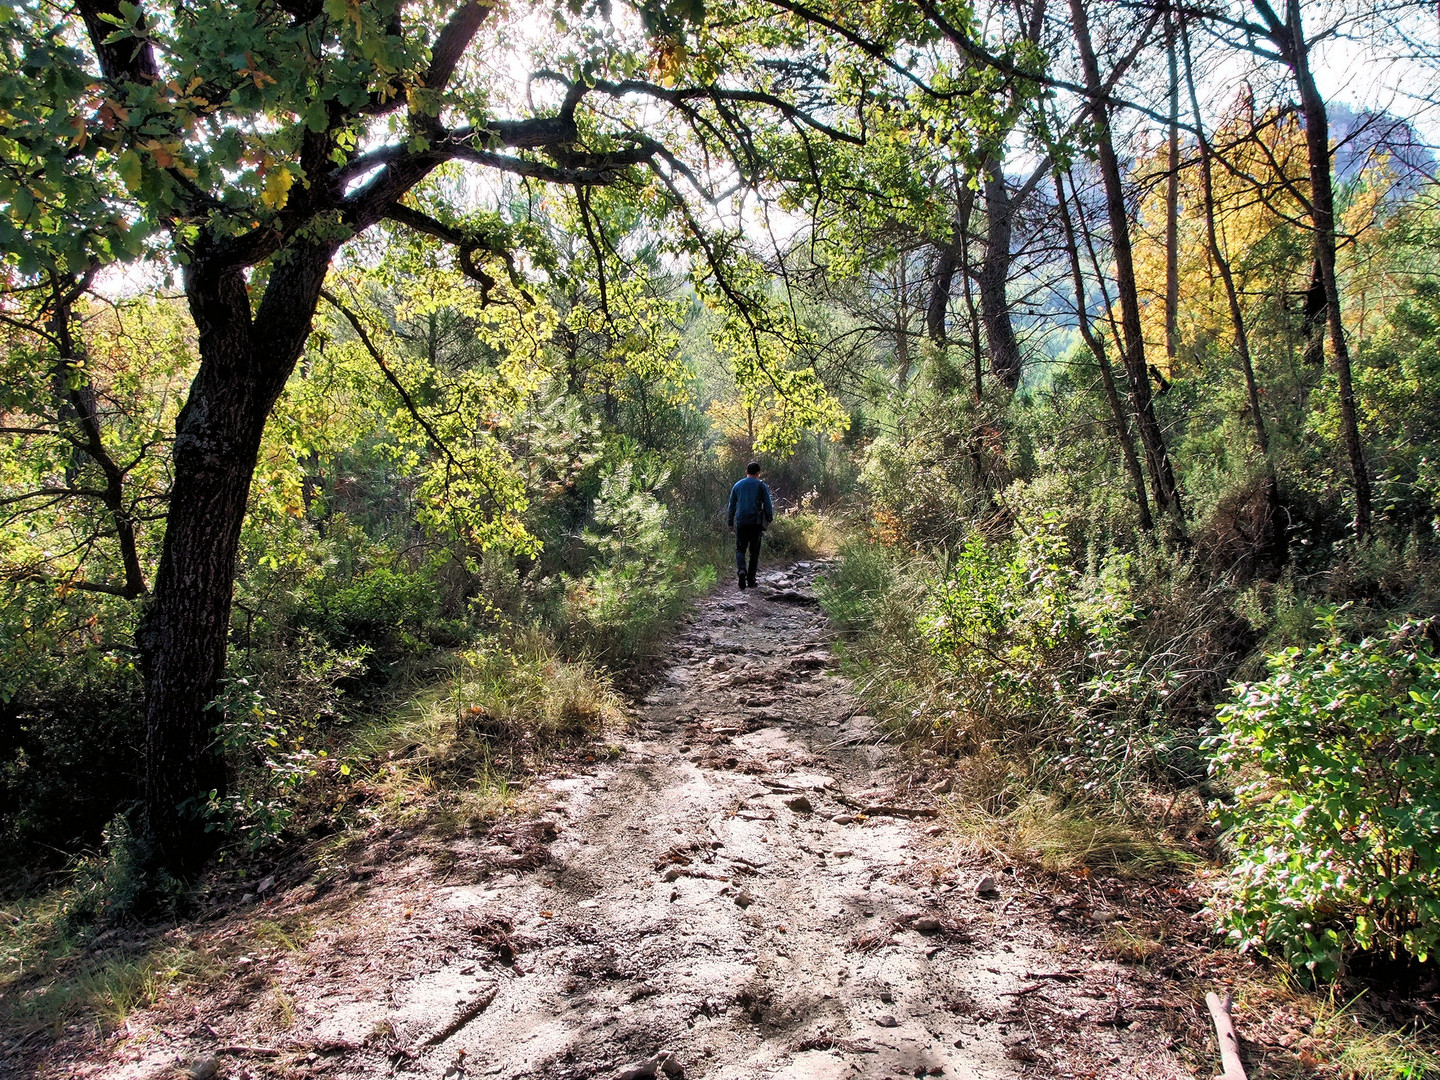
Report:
43,562,1199,1080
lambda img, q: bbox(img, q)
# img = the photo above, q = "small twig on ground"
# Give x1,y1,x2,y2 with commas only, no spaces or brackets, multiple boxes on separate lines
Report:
215,1045,281,1057
1206,991,1248,1080
1002,983,1045,997
422,985,500,1047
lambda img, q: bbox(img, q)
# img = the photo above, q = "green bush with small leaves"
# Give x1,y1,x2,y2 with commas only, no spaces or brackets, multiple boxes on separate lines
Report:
1211,614,1440,979
559,463,714,664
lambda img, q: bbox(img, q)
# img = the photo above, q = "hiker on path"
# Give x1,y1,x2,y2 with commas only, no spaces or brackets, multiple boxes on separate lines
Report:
727,461,774,591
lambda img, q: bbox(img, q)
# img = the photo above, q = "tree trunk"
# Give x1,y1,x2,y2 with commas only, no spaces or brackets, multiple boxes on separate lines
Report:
896,252,912,390
1279,0,1371,535
1181,22,1270,459
1300,259,1326,368
138,239,333,872
960,190,983,404
1164,18,1181,365
926,225,958,348
979,151,1022,391
1055,171,1153,531
1070,0,1184,533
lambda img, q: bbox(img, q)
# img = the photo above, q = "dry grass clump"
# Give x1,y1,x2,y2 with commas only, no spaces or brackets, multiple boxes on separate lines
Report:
455,641,626,745
927,743,1187,878
0,934,212,1039
349,637,625,831
765,511,843,560
1005,796,1185,876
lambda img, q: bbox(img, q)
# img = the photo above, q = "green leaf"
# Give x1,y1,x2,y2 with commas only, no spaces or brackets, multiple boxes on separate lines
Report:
117,149,143,192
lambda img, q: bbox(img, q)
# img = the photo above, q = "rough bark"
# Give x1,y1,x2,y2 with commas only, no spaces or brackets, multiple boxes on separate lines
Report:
896,253,913,390
1301,259,1326,369
958,188,983,403
926,229,959,348
979,153,1022,390
137,241,334,870
1069,0,1184,532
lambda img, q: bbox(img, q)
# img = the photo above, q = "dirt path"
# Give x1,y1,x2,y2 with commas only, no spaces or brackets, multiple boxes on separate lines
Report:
59,562,1196,1080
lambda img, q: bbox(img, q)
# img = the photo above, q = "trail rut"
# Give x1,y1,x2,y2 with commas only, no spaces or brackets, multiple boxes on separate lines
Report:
68,562,1194,1080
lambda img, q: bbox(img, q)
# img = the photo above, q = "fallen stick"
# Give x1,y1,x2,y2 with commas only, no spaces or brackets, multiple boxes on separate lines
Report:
422,984,500,1047
833,794,937,818
862,805,939,819
1205,992,1247,1080
1001,983,1045,997
215,1045,281,1057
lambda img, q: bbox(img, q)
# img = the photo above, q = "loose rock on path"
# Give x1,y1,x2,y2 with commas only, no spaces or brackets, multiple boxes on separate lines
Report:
65,562,1193,1080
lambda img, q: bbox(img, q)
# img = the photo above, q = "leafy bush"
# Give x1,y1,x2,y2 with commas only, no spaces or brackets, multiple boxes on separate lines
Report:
0,660,144,888
296,561,468,672
919,515,1155,771
1211,614,1440,978
823,513,1218,808
210,635,369,849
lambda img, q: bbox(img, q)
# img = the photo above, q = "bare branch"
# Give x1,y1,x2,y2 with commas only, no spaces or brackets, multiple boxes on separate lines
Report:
0,486,112,506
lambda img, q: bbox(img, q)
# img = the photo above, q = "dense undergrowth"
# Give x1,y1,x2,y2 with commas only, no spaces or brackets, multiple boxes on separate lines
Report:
806,250,1440,1080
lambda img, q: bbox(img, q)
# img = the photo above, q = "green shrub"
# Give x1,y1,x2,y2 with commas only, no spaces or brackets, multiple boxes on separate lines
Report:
0,661,144,888
300,563,466,667
1211,613,1440,978
559,463,713,665
210,635,370,849
824,515,1213,803
816,535,896,636
920,514,1144,756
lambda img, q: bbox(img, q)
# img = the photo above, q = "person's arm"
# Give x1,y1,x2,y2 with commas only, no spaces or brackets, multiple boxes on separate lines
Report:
762,482,774,523
727,484,738,528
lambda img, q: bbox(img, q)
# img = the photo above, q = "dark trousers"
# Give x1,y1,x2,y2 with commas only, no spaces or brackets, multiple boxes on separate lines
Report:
735,523,763,581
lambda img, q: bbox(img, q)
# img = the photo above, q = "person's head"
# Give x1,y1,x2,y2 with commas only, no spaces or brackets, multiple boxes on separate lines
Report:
746,461,761,476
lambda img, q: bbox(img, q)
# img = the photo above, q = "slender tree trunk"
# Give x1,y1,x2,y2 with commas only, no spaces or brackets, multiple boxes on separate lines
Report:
1301,259,1326,369
138,239,333,871
1181,23,1270,459
1069,0,1184,532
896,254,912,390
1164,18,1181,365
958,186,984,403
1277,0,1371,535
1055,171,1153,531
979,151,1023,390
927,226,958,348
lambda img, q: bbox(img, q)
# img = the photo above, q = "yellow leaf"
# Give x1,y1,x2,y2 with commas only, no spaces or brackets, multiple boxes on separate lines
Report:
261,165,293,210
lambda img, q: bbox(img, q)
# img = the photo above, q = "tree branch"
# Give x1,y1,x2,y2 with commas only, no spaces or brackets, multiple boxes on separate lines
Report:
0,486,112,506
51,287,149,597
423,2,497,98
320,288,465,476
1,567,143,597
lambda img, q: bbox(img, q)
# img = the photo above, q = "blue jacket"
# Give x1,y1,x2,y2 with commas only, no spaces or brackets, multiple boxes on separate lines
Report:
728,476,774,527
